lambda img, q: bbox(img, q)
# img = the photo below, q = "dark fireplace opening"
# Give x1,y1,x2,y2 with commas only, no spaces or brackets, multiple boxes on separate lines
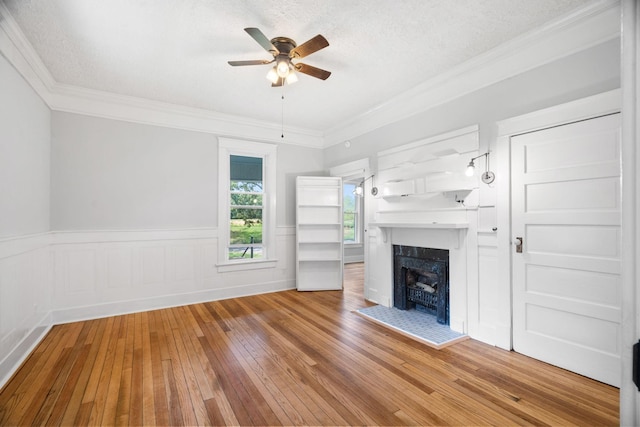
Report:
393,245,449,325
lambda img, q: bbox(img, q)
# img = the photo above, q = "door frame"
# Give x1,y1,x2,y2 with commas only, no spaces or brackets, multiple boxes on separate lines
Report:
494,89,621,352
620,0,639,422
328,157,372,295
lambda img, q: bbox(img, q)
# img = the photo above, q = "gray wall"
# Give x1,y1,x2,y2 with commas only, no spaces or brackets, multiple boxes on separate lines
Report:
324,38,621,168
0,55,51,238
277,144,325,226
51,112,324,230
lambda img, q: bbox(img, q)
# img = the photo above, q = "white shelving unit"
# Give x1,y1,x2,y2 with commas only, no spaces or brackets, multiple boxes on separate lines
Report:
296,176,343,291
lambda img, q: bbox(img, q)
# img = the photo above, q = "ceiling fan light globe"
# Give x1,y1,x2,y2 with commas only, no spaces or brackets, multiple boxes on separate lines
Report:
285,72,298,85
266,67,279,83
276,59,290,77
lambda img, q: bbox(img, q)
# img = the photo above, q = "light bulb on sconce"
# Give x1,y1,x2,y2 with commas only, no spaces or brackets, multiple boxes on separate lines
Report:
465,160,476,177
353,174,377,197
464,152,495,184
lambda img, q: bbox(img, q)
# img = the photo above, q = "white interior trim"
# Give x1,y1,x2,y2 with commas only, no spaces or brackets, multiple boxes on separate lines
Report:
0,319,52,391
620,0,639,422
217,138,278,270
329,157,370,178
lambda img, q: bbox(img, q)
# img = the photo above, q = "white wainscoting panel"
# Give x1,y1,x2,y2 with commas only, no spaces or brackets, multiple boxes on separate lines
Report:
106,247,133,289
475,232,499,345
141,245,166,285
172,245,196,282
51,227,297,324
0,233,53,388
65,249,96,294
1,226,295,389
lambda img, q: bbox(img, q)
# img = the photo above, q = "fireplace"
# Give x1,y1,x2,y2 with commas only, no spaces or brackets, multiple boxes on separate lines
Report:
393,245,449,324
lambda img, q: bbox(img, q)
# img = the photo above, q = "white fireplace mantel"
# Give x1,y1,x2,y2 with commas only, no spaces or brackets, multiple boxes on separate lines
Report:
369,221,468,248
369,222,469,229
367,219,474,334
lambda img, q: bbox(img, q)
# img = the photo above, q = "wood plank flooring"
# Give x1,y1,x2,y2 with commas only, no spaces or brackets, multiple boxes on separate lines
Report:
0,263,619,426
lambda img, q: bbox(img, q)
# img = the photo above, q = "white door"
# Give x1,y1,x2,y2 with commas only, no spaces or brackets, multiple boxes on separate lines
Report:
511,113,621,387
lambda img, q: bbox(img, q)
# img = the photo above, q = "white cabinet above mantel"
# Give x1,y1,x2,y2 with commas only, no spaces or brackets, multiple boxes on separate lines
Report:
379,177,477,199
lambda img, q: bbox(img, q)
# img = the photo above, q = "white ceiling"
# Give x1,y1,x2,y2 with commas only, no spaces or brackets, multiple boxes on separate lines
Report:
3,0,595,134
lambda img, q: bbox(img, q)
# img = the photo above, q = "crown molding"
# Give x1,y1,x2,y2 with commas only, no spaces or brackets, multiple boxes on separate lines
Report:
323,0,622,148
0,3,324,149
47,83,325,148
0,1,55,102
1,1,621,150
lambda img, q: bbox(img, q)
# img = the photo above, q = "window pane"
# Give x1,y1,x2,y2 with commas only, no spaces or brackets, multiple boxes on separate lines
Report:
344,212,356,242
344,184,356,211
343,183,359,243
229,154,264,259
228,247,263,259
231,180,263,193
231,193,263,206
230,208,263,244
230,155,263,182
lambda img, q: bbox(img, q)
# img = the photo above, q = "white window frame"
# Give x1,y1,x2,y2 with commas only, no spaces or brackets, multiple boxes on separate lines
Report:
343,180,363,245
217,138,277,272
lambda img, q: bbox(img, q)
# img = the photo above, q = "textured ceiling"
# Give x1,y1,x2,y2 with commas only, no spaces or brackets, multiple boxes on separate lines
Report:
4,0,594,133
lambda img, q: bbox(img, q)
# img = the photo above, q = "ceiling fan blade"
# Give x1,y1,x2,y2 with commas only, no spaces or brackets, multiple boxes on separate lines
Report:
228,59,274,66
294,63,331,80
290,34,329,59
244,27,279,55
271,77,284,87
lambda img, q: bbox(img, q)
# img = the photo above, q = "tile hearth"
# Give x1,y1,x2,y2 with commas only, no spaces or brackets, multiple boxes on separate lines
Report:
355,305,467,349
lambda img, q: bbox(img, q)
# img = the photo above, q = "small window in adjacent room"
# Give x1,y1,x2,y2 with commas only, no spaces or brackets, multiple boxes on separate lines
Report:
218,138,277,271
343,180,362,244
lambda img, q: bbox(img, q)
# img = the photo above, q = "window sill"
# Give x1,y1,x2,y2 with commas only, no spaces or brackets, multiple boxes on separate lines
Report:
216,259,278,273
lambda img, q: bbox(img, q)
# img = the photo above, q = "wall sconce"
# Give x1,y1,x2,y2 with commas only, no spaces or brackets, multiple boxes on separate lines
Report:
354,174,378,197
465,152,495,184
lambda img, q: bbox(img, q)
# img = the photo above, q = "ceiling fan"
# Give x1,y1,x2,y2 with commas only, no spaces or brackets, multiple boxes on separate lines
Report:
228,27,331,87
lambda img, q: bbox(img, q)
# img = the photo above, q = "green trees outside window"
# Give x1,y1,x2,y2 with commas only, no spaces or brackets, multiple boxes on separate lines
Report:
343,183,358,243
229,156,263,259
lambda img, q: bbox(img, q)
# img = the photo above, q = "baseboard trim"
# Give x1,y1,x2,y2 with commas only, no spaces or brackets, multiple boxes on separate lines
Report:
0,313,53,390
52,279,296,325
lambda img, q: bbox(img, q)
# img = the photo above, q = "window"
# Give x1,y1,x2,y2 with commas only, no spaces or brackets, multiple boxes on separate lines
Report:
229,155,263,259
218,138,277,271
343,181,362,244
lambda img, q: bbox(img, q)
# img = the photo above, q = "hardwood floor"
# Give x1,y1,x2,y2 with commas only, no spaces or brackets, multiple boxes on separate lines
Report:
0,263,619,426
